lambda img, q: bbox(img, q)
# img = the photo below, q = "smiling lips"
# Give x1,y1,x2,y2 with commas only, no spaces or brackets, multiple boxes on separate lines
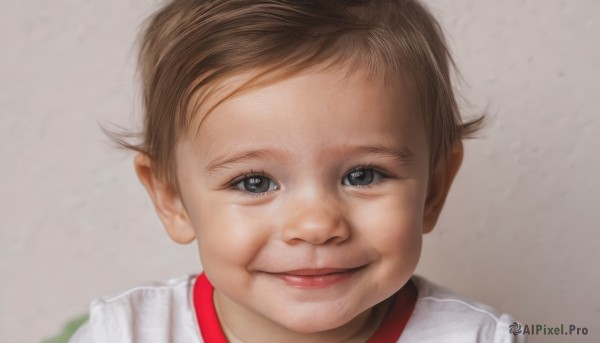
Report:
272,267,365,288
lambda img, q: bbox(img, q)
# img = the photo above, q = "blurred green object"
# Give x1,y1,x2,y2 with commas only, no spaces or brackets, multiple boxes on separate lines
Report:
41,314,89,343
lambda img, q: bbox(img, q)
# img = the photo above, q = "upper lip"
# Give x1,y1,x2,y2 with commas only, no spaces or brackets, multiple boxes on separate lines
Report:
275,267,363,276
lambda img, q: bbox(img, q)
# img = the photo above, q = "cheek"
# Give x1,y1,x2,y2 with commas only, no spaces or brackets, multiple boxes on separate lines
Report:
350,186,425,260
195,200,271,270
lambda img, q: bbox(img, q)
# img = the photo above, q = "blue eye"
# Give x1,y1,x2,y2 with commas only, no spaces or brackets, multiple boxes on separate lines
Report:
342,167,384,186
234,175,279,193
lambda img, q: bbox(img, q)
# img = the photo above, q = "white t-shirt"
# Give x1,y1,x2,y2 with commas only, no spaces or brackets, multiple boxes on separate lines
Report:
69,273,526,342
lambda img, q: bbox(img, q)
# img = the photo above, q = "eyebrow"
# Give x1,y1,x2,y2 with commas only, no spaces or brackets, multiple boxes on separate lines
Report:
337,143,415,165
204,143,415,175
205,149,288,175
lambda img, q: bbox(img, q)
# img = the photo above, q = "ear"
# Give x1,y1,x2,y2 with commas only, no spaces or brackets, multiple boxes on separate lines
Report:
134,153,196,244
422,140,464,234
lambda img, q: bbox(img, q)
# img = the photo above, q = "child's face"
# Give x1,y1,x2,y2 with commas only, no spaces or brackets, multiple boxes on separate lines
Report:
141,66,450,337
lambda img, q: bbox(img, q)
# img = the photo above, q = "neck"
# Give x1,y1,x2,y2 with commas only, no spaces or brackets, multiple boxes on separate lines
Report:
213,290,393,343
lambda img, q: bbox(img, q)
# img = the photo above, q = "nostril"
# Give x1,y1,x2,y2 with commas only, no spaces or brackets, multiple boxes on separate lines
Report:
323,235,347,245
281,216,351,245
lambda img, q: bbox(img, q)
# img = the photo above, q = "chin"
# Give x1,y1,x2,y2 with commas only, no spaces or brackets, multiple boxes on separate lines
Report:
274,307,359,334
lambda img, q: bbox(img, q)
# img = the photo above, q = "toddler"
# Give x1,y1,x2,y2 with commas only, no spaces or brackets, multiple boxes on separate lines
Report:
71,0,524,342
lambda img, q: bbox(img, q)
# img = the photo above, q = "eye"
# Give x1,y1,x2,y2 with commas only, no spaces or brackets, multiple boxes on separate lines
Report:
342,167,384,187
234,175,279,193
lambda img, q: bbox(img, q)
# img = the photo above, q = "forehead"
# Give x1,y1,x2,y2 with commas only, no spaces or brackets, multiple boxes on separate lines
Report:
181,65,427,163
189,64,418,131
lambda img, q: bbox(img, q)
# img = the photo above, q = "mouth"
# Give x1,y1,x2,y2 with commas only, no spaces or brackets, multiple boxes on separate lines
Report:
269,266,367,289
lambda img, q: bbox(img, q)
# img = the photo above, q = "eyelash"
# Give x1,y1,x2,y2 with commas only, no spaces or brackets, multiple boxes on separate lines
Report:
345,163,391,188
227,163,392,198
228,169,274,198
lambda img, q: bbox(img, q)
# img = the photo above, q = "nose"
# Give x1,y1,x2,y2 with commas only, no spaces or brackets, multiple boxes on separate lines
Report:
281,189,351,245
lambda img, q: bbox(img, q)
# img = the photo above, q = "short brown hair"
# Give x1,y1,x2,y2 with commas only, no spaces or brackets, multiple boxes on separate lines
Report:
104,0,486,193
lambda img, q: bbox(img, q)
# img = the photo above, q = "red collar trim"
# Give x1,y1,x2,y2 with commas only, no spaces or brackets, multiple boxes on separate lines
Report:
193,273,228,343
366,278,417,343
193,273,417,343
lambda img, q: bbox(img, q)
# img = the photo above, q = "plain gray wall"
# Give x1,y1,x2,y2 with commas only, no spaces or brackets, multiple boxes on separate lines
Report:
1,0,598,342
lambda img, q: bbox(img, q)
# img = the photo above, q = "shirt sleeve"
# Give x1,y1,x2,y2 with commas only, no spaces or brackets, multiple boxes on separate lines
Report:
494,313,527,343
